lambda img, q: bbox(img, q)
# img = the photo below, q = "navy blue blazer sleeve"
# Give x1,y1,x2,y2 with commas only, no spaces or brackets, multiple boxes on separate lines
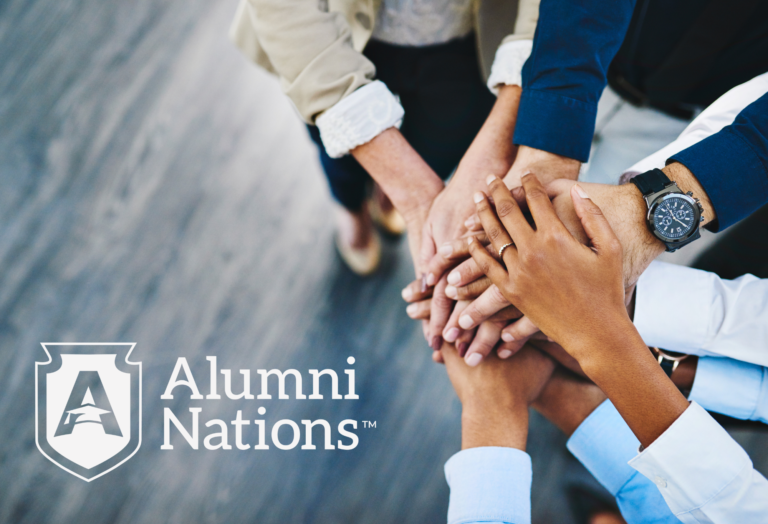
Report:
668,94,768,231
513,0,636,162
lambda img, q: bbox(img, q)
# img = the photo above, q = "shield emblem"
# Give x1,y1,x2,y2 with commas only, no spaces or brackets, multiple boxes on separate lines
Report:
36,343,141,481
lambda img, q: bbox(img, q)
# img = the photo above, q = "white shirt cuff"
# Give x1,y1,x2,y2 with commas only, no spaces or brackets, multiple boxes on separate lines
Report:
487,40,533,95
635,261,768,366
690,357,767,422
628,402,760,517
444,446,532,524
315,80,404,158
634,261,718,354
566,400,640,496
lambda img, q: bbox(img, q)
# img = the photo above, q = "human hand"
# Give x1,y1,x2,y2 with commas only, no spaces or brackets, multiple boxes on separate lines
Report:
418,86,521,348
351,128,444,276
543,163,716,291
407,245,536,365
468,177,692,448
467,174,628,361
503,145,580,189
442,341,555,450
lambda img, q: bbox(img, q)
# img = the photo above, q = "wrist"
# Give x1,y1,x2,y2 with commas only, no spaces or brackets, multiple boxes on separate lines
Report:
503,145,580,189
663,162,715,227
565,313,639,372
461,403,528,450
602,183,666,287
351,128,444,222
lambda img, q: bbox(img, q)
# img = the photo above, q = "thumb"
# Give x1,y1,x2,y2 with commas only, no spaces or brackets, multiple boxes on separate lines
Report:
570,184,619,254
418,221,436,280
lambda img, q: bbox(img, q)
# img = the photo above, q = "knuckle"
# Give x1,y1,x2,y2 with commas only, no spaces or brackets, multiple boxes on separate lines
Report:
488,284,509,305
495,200,517,218
584,202,604,216
606,237,623,255
525,186,547,201
487,226,503,242
520,248,540,266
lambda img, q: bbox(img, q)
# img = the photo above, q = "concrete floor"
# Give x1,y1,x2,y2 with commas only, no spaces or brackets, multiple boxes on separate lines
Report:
0,1,764,523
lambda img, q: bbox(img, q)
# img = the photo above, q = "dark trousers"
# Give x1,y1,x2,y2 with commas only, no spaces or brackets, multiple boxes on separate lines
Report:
307,34,496,212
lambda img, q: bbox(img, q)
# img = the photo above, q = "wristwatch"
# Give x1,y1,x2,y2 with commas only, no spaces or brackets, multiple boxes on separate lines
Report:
650,347,689,378
630,168,704,252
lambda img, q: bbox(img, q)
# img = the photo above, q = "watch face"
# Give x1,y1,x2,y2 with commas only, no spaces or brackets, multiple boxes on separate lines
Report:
651,196,697,240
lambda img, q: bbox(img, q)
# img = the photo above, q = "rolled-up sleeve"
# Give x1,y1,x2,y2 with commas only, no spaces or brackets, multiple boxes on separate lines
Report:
444,447,532,524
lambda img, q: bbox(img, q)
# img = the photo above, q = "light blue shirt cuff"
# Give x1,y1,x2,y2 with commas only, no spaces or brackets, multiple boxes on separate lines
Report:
691,357,768,424
566,400,640,496
690,357,768,420
444,447,532,524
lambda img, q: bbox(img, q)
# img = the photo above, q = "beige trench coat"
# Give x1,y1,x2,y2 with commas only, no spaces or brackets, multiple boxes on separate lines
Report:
229,0,539,123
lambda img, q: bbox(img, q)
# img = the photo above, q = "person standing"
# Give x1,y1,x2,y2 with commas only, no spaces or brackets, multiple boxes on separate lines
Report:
230,0,540,275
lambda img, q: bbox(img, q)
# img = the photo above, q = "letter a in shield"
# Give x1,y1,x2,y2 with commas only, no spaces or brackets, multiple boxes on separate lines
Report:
36,343,141,481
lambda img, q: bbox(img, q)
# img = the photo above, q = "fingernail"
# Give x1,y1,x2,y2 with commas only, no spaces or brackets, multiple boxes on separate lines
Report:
473,192,484,204
401,287,413,300
406,304,418,317
464,216,475,228
459,315,474,329
574,184,590,199
420,274,427,293
445,285,457,299
426,273,436,286
458,342,469,357
447,271,460,285
444,327,459,342
431,336,442,352
485,174,497,185
439,243,453,257
465,353,483,367
501,332,515,342
498,349,513,359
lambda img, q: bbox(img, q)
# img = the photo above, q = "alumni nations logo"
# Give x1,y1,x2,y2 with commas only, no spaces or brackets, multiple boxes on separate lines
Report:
36,343,141,481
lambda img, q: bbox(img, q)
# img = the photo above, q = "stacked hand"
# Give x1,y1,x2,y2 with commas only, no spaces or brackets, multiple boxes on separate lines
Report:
465,172,689,447
403,172,681,366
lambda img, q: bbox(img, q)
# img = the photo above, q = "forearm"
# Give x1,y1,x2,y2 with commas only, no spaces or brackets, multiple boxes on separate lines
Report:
451,85,521,188
532,367,605,436
351,128,443,222
504,146,581,189
576,320,689,448
596,161,715,288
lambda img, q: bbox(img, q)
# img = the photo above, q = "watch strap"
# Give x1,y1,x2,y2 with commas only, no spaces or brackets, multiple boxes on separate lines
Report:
658,357,676,378
630,168,672,196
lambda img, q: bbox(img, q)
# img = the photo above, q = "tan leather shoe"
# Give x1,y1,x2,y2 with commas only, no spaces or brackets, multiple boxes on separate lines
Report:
369,186,406,236
335,229,382,276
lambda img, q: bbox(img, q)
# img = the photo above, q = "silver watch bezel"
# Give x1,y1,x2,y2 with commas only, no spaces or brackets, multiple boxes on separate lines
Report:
644,187,702,247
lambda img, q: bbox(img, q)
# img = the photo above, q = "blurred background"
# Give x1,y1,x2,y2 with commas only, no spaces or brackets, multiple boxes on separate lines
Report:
0,0,765,523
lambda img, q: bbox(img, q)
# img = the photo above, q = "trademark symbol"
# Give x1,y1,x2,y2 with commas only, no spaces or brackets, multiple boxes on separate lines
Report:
362,421,376,429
